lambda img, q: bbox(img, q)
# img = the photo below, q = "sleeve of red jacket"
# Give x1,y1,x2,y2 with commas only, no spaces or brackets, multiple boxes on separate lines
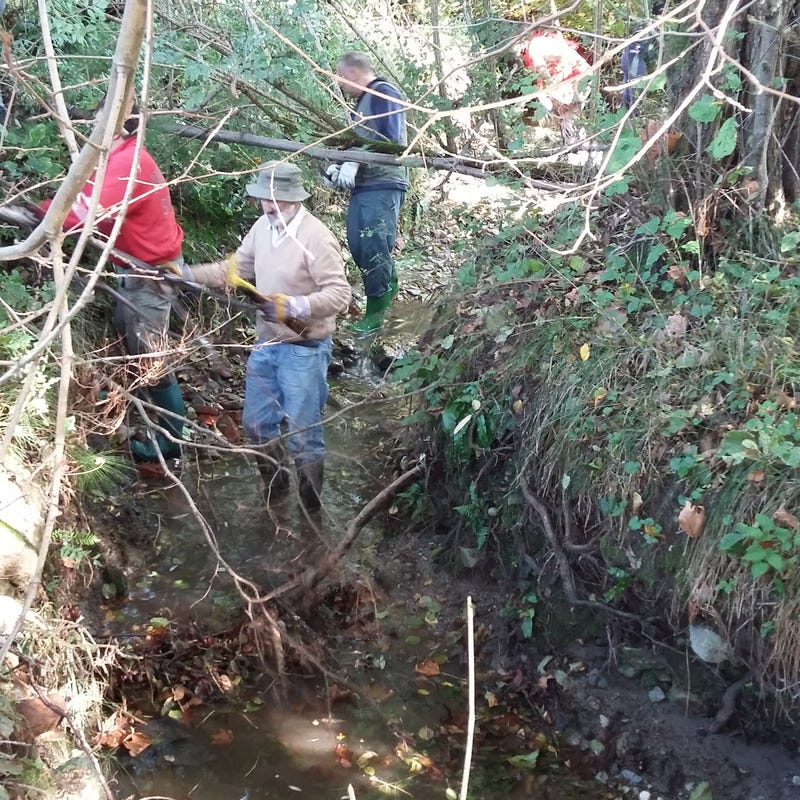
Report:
38,144,141,231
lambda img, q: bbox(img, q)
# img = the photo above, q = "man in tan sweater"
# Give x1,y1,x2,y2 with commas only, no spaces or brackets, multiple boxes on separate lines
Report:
188,161,351,510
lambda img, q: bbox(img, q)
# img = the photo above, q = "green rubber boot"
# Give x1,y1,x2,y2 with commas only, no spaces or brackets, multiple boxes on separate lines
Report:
388,270,399,301
349,289,393,335
130,382,185,462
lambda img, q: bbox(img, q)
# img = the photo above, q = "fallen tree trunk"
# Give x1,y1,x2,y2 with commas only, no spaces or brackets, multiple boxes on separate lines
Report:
163,124,579,188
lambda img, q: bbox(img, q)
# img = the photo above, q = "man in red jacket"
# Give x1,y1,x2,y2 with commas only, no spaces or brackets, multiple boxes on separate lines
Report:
48,93,187,463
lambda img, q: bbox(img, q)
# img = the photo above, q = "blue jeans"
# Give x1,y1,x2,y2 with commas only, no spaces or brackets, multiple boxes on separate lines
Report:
242,338,332,464
346,189,405,297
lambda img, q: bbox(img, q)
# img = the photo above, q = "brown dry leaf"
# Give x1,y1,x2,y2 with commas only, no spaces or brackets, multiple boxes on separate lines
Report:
217,674,233,692
15,696,65,739
335,742,354,768
211,729,234,746
485,691,499,708
61,556,77,570
97,727,126,749
327,683,354,704
747,470,766,483
773,507,800,530
172,685,188,702
414,659,440,677
122,730,152,757
678,501,705,539
776,389,796,410
665,313,688,338
667,264,688,286
696,201,711,239
741,178,760,197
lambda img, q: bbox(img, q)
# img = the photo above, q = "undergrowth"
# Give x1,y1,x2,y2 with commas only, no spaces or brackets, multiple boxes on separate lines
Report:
396,175,800,710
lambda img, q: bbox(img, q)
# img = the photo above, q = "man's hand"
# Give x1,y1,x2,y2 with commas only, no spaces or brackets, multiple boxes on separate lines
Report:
324,161,359,190
163,261,195,282
323,163,340,189
258,294,311,323
336,161,359,189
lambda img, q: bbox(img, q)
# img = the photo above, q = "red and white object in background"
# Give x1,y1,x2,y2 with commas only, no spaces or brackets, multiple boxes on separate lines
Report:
519,31,591,110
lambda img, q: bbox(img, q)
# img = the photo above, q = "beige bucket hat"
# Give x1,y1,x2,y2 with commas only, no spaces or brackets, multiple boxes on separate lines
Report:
246,161,310,202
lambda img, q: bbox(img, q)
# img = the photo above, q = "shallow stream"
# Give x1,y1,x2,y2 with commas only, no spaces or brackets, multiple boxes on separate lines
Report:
96,304,621,800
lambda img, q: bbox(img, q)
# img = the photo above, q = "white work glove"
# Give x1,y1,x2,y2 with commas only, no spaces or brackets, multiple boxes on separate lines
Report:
336,161,360,189
323,163,340,189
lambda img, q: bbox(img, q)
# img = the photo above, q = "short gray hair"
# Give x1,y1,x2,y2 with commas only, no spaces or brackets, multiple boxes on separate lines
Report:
337,51,373,73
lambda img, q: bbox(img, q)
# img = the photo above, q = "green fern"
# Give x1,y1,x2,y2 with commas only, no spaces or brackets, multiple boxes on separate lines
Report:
51,529,99,547
69,447,133,495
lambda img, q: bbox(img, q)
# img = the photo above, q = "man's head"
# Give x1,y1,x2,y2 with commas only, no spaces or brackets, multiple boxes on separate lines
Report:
96,86,139,137
336,51,375,98
246,161,309,226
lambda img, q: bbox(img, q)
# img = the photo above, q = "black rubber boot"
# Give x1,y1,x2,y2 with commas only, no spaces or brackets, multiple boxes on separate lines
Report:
297,460,324,511
258,444,290,505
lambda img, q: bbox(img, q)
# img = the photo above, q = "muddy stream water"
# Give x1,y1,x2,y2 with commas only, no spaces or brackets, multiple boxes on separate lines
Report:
95,300,630,800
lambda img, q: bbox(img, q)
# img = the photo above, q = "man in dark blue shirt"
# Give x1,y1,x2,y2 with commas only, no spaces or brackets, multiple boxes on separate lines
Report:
330,52,408,334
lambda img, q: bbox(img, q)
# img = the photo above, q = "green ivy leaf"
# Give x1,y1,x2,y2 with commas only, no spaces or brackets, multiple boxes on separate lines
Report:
688,95,721,123
507,751,540,769
707,117,738,160
689,782,713,800
604,131,642,174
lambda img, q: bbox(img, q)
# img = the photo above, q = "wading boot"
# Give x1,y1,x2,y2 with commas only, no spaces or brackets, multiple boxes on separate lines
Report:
297,460,324,511
258,444,291,505
349,289,393,335
130,382,185,463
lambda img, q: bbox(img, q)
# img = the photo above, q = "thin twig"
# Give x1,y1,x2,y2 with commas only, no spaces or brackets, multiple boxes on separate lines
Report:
459,596,476,800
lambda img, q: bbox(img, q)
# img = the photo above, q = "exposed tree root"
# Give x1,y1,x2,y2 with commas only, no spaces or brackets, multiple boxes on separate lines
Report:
251,464,424,604
709,671,752,734
521,478,649,627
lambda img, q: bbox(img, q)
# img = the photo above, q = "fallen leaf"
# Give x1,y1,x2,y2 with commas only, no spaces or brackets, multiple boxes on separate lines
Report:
485,691,499,708
415,659,440,677
122,730,152,757
335,741,354,768
678,501,705,538
592,387,608,408
418,725,435,740
211,729,234,745
172,685,188,702
740,178,760,197
747,470,766,483
579,343,590,361
773,507,800,530
16,696,66,738
665,313,688,338
217,413,242,443
776,389,796,409
667,263,688,286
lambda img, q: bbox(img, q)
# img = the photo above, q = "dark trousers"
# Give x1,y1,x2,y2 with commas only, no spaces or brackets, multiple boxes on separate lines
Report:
346,189,405,297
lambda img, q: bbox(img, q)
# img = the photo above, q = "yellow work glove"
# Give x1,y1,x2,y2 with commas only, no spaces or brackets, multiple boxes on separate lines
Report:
258,294,311,323
162,260,194,281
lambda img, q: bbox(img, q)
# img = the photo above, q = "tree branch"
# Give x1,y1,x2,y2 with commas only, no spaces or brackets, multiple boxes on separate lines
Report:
0,0,148,262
